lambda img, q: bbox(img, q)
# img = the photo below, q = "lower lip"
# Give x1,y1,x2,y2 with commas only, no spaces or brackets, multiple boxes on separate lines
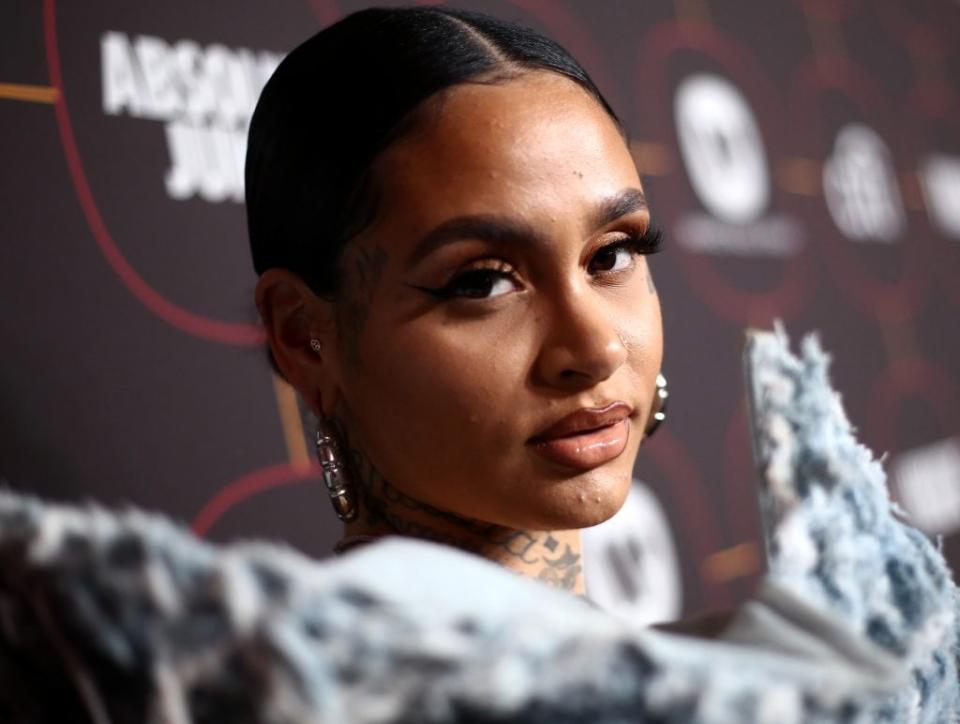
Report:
528,419,631,471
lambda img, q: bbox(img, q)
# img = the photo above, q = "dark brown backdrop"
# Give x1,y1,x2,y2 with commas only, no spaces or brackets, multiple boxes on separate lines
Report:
2,0,959,617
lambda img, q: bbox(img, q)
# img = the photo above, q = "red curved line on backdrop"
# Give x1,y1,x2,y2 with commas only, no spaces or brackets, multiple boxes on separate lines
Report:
722,399,759,544
42,0,266,347
792,0,862,23
307,0,341,26
642,429,734,606
877,1,958,61
192,461,324,537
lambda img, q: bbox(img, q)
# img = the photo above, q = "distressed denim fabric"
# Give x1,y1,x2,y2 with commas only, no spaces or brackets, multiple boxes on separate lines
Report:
0,326,956,723
744,325,960,722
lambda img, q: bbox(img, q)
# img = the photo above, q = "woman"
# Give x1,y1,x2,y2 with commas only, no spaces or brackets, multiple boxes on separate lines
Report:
248,6,667,598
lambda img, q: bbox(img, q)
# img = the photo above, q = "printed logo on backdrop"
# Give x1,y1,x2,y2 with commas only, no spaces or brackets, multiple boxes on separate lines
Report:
673,73,801,258
102,32,281,204
822,124,906,242
874,0,960,293
865,359,960,538
44,2,325,341
893,438,960,537
581,480,682,624
790,56,926,320
675,74,768,225
635,23,812,324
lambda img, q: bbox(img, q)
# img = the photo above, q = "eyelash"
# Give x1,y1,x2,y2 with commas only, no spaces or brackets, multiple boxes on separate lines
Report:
420,225,664,302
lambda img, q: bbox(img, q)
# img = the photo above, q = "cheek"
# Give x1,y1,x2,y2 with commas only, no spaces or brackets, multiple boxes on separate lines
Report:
610,282,663,434
338,272,663,523
342,315,532,482
641,292,664,369
611,270,663,363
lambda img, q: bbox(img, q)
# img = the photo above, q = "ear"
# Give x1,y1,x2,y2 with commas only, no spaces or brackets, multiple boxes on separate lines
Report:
255,268,342,418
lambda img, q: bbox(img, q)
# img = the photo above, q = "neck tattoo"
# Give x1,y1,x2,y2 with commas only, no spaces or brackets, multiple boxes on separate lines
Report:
330,416,584,593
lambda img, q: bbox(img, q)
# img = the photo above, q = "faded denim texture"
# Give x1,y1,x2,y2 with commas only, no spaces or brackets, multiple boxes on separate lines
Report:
0,327,956,723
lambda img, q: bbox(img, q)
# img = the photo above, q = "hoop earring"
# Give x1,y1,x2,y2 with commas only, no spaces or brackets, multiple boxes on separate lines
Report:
644,373,668,437
315,416,358,522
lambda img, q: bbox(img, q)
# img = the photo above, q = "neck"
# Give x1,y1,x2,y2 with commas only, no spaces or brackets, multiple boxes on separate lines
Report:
336,424,585,595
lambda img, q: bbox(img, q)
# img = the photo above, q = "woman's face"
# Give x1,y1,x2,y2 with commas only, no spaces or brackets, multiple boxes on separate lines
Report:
329,70,662,531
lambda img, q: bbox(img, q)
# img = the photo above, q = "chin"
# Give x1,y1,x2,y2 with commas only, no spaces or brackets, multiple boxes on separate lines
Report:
508,470,632,531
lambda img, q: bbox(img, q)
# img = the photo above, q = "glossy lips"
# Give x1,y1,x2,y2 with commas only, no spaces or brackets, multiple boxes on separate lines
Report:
527,402,633,470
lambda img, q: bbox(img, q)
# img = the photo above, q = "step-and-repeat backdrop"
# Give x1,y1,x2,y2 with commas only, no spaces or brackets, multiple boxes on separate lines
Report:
2,0,958,621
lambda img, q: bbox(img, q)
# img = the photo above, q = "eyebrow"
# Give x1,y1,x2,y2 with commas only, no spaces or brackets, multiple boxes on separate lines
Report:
403,187,648,271
593,188,648,230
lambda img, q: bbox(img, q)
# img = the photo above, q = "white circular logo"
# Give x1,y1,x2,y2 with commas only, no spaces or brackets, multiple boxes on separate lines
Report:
674,73,771,224
822,123,905,242
581,480,682,625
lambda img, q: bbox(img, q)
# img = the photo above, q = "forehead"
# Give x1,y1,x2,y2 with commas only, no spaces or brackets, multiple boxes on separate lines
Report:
368,71,640,235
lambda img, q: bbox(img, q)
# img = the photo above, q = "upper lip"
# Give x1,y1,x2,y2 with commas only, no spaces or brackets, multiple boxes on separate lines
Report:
527,401,634,443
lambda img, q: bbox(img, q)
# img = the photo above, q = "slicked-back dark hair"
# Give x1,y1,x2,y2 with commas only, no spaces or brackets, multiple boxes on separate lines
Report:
246,6,621,373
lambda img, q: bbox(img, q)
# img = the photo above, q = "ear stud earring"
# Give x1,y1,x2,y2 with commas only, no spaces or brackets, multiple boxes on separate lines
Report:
310,338,323,355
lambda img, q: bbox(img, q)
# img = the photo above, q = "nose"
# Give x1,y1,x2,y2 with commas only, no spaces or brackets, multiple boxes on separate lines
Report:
533,283,628,391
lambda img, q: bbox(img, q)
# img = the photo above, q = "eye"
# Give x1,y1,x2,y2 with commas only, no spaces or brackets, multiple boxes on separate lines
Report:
412,262,521,301
589,226,664,276
589,240,637,274
444,268,518,299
